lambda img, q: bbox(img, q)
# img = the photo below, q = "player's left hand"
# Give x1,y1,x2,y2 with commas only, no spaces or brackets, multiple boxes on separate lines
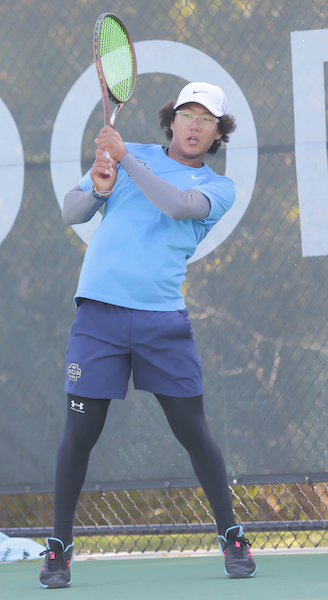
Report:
95,126,128,163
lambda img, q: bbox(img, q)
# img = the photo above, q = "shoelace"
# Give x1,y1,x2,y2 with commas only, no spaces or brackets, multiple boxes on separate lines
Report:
40,547,66,571
227,536,251,558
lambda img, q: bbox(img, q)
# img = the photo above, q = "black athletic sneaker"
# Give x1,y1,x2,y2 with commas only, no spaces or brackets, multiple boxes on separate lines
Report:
39,537,74,589
218,525,257,579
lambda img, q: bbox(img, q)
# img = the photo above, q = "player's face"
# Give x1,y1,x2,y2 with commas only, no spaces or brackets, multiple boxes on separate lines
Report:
169,103,222,167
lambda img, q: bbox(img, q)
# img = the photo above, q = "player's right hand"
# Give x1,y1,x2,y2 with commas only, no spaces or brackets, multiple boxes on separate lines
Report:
91,149,118,192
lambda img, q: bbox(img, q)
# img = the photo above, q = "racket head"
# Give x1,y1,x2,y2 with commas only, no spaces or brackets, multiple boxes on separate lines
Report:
94,13,137,126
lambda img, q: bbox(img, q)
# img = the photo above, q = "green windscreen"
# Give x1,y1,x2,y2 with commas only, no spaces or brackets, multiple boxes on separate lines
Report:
98,16,135,101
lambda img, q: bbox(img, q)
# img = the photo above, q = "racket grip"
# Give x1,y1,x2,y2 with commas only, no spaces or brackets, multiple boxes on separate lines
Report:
100,150,112,179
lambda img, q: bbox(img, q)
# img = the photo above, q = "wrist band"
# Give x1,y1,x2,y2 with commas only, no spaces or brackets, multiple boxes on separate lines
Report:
92,185,115,199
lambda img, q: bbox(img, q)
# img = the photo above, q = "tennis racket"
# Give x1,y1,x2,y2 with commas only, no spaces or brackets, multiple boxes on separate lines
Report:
93,13,137,178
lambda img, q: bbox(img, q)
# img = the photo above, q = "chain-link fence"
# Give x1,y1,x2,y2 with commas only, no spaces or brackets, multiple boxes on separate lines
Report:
1,482,328,552
1,0,328,553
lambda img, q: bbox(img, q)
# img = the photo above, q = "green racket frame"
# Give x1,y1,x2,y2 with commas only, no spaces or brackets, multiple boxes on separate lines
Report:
93,13,137,128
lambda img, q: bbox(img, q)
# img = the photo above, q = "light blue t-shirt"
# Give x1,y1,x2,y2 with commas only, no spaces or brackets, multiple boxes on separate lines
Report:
76,143,235,311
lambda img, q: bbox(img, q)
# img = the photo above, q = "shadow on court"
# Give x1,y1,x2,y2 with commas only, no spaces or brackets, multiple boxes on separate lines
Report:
1,554,327,599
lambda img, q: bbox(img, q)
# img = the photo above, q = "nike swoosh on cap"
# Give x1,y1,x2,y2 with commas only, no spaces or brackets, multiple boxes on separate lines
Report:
191,175,206,179
193,90,209,94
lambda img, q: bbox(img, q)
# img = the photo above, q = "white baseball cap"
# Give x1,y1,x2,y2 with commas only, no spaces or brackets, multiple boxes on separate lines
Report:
174,82,228,117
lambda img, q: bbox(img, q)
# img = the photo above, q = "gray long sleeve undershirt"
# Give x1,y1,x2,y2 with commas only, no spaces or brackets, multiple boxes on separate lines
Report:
62,151,211,225
62,187,105,225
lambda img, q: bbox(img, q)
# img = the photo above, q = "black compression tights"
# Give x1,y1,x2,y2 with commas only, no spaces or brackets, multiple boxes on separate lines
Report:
54,393,236,547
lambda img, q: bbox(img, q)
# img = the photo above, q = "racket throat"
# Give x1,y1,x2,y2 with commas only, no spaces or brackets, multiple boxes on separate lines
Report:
109,103,123,128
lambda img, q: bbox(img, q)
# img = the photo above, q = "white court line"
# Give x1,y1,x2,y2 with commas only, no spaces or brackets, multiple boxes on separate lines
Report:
74,546,328,561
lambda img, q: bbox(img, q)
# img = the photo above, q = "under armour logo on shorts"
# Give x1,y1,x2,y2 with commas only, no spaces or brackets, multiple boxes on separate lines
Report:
67,363,82,381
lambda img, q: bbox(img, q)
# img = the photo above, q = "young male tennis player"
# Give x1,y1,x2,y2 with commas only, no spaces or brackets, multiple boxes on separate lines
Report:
39,82,257,588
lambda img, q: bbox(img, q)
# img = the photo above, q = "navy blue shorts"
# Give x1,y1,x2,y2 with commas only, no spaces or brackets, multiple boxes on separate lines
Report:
65,299,203,399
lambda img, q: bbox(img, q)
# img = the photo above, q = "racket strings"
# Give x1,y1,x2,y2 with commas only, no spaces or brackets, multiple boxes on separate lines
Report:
98,18,135,101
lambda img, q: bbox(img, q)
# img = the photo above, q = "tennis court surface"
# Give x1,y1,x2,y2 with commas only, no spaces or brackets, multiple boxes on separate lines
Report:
2,551,327,600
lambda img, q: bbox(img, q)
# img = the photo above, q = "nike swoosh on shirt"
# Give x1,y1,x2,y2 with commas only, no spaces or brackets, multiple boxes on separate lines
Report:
191,175,206,180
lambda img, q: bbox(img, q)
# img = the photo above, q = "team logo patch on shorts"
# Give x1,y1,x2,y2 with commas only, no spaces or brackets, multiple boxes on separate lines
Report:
67,363,82,381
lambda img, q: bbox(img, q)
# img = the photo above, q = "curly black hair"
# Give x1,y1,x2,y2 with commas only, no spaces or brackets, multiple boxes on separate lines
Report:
158,100,237,155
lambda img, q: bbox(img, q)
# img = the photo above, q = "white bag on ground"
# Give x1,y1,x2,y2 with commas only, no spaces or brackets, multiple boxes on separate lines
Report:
0,537,46,562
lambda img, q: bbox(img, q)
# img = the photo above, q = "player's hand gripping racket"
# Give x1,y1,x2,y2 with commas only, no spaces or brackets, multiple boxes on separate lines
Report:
93,13,137,178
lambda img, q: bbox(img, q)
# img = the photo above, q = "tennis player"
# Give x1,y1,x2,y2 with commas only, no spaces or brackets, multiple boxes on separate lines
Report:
39,82,257,588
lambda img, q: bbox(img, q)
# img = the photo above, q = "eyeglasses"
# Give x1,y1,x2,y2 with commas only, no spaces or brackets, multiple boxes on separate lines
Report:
176,110,219,131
